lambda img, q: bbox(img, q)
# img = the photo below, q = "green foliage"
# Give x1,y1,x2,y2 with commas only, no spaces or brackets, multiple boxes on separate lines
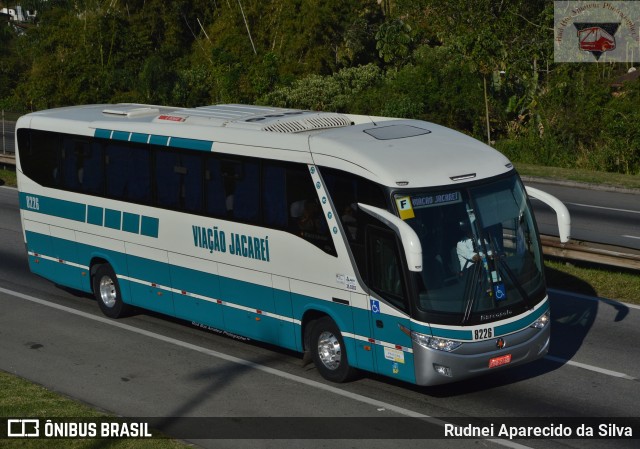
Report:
262,64,382,111
1,0,638,173
375,19,412,64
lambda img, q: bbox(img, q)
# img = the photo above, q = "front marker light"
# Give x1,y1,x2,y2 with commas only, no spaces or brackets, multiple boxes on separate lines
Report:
411,331,462,352
530,310,550,329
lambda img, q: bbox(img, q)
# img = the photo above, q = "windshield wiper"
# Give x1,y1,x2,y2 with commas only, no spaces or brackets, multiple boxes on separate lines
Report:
496,256,533,309
461,260,482,324
485,234,533,310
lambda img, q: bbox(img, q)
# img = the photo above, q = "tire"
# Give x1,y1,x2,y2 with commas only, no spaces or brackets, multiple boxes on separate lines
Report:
92,264,130,318
309,316,357,383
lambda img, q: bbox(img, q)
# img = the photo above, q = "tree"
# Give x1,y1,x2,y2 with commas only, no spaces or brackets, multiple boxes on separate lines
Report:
375,19,412,65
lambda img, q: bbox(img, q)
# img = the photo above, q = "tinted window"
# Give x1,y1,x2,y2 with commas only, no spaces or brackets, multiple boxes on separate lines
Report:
156,149,203,212
18,129,337,256
105,143,151,203
61,137,104,194
367,227,407,311
18,129,61,188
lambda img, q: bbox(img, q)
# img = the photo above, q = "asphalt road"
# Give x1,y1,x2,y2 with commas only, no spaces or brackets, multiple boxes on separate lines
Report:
526,180,640,250
0,185,639,449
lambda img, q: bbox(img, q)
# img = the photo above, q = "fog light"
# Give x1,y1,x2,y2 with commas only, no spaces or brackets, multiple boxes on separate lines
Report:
433,364,452,377
530,310,550,329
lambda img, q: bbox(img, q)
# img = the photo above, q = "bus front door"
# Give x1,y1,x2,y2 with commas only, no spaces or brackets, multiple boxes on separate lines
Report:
366,225,415,384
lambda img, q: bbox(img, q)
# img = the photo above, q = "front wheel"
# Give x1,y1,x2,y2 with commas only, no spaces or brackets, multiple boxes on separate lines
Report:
309,317,357,383
92,264,130,318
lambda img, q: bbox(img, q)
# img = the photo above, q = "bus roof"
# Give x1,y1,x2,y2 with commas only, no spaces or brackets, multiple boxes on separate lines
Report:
19,103,513,188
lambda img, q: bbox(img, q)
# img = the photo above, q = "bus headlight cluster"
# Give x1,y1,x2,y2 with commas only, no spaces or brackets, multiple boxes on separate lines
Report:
530,310,550,329
411,331,462,352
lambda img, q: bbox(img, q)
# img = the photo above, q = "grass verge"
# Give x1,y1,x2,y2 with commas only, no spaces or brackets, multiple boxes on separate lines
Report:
515,163,640,191
545,260,640,305
0,167,16,187
0,371,186,448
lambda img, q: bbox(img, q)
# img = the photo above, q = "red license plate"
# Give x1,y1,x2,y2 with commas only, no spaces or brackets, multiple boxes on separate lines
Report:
489,354,512,368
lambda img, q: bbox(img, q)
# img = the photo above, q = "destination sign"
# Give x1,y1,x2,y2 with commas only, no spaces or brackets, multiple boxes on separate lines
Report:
411,191,461,209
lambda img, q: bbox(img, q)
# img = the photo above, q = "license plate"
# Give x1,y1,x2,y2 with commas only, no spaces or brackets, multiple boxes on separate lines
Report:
488,354,512,368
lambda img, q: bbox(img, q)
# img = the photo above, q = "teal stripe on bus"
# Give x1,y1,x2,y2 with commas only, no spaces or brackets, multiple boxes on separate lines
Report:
95,129,112,139
149,135,169,146
140,216,159,238
427,325,472,340
112,130,130,142
93,129,213,152
495,303,547,336
170,137,213,151
130,133,149,144
87,206,104,226
122,213,140,234
104,209,122,230
20,193,159,238
22,230,364,358
19,192,86,222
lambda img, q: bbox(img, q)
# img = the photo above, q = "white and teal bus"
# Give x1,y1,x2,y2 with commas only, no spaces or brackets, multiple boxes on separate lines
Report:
15,104,570,386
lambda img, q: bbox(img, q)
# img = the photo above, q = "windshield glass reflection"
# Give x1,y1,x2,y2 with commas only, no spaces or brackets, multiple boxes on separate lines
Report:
396,175,544,323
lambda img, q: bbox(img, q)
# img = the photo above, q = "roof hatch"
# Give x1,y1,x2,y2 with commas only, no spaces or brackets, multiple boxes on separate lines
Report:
364,125,431,140
102,106,160,118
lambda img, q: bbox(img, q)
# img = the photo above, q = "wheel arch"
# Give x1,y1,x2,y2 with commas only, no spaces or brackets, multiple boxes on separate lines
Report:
300,304,353,352
89,254,131,304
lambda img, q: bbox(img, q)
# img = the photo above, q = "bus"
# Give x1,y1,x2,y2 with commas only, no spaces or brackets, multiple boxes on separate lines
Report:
15,104,570,386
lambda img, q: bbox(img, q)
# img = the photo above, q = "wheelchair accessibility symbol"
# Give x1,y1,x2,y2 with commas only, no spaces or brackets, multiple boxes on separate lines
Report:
370,299,381,314
494,283,506,301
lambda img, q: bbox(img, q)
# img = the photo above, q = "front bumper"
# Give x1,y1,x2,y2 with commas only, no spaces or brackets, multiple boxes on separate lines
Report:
413,324,550,386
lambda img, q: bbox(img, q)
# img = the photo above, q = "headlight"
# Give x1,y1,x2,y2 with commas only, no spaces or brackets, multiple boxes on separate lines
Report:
411,331,462,352
530,310,550,329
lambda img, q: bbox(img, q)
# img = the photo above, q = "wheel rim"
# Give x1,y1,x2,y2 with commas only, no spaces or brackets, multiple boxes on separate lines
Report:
99,275,117,308
317,331,341,370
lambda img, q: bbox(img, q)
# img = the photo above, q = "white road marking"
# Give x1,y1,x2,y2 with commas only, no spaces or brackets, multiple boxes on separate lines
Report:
545,356,637,381
622,235,640,240
546,289,638,380
565,202,640,215
0,285,532,449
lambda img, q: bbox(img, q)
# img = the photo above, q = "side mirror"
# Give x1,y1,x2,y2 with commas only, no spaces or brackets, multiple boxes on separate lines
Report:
358,203,423,272
525,186,571,243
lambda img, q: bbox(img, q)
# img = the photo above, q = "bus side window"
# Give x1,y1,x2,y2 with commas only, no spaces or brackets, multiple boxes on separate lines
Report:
263,164,287,228
82,143,104,194
61,138,82,190
156,149,203,213
287,165,336,256
231,161,260,223
205,156,227,217
321,166,388,274
61,138,103,194
20,129,61,188
105,143,151,204
105,144,129,199
181,153,203,213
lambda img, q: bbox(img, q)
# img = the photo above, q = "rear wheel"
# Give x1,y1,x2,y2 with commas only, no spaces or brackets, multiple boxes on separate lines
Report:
309,317,356,383
92,264,130,318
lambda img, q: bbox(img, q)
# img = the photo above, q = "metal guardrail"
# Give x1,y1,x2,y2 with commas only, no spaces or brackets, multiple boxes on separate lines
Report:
0,154,15,166
541,235,640,271
2,110,17,153
1,110,17,167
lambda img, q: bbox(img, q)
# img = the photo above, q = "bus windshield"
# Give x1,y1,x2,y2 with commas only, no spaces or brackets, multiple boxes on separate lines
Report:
397,174,545,324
